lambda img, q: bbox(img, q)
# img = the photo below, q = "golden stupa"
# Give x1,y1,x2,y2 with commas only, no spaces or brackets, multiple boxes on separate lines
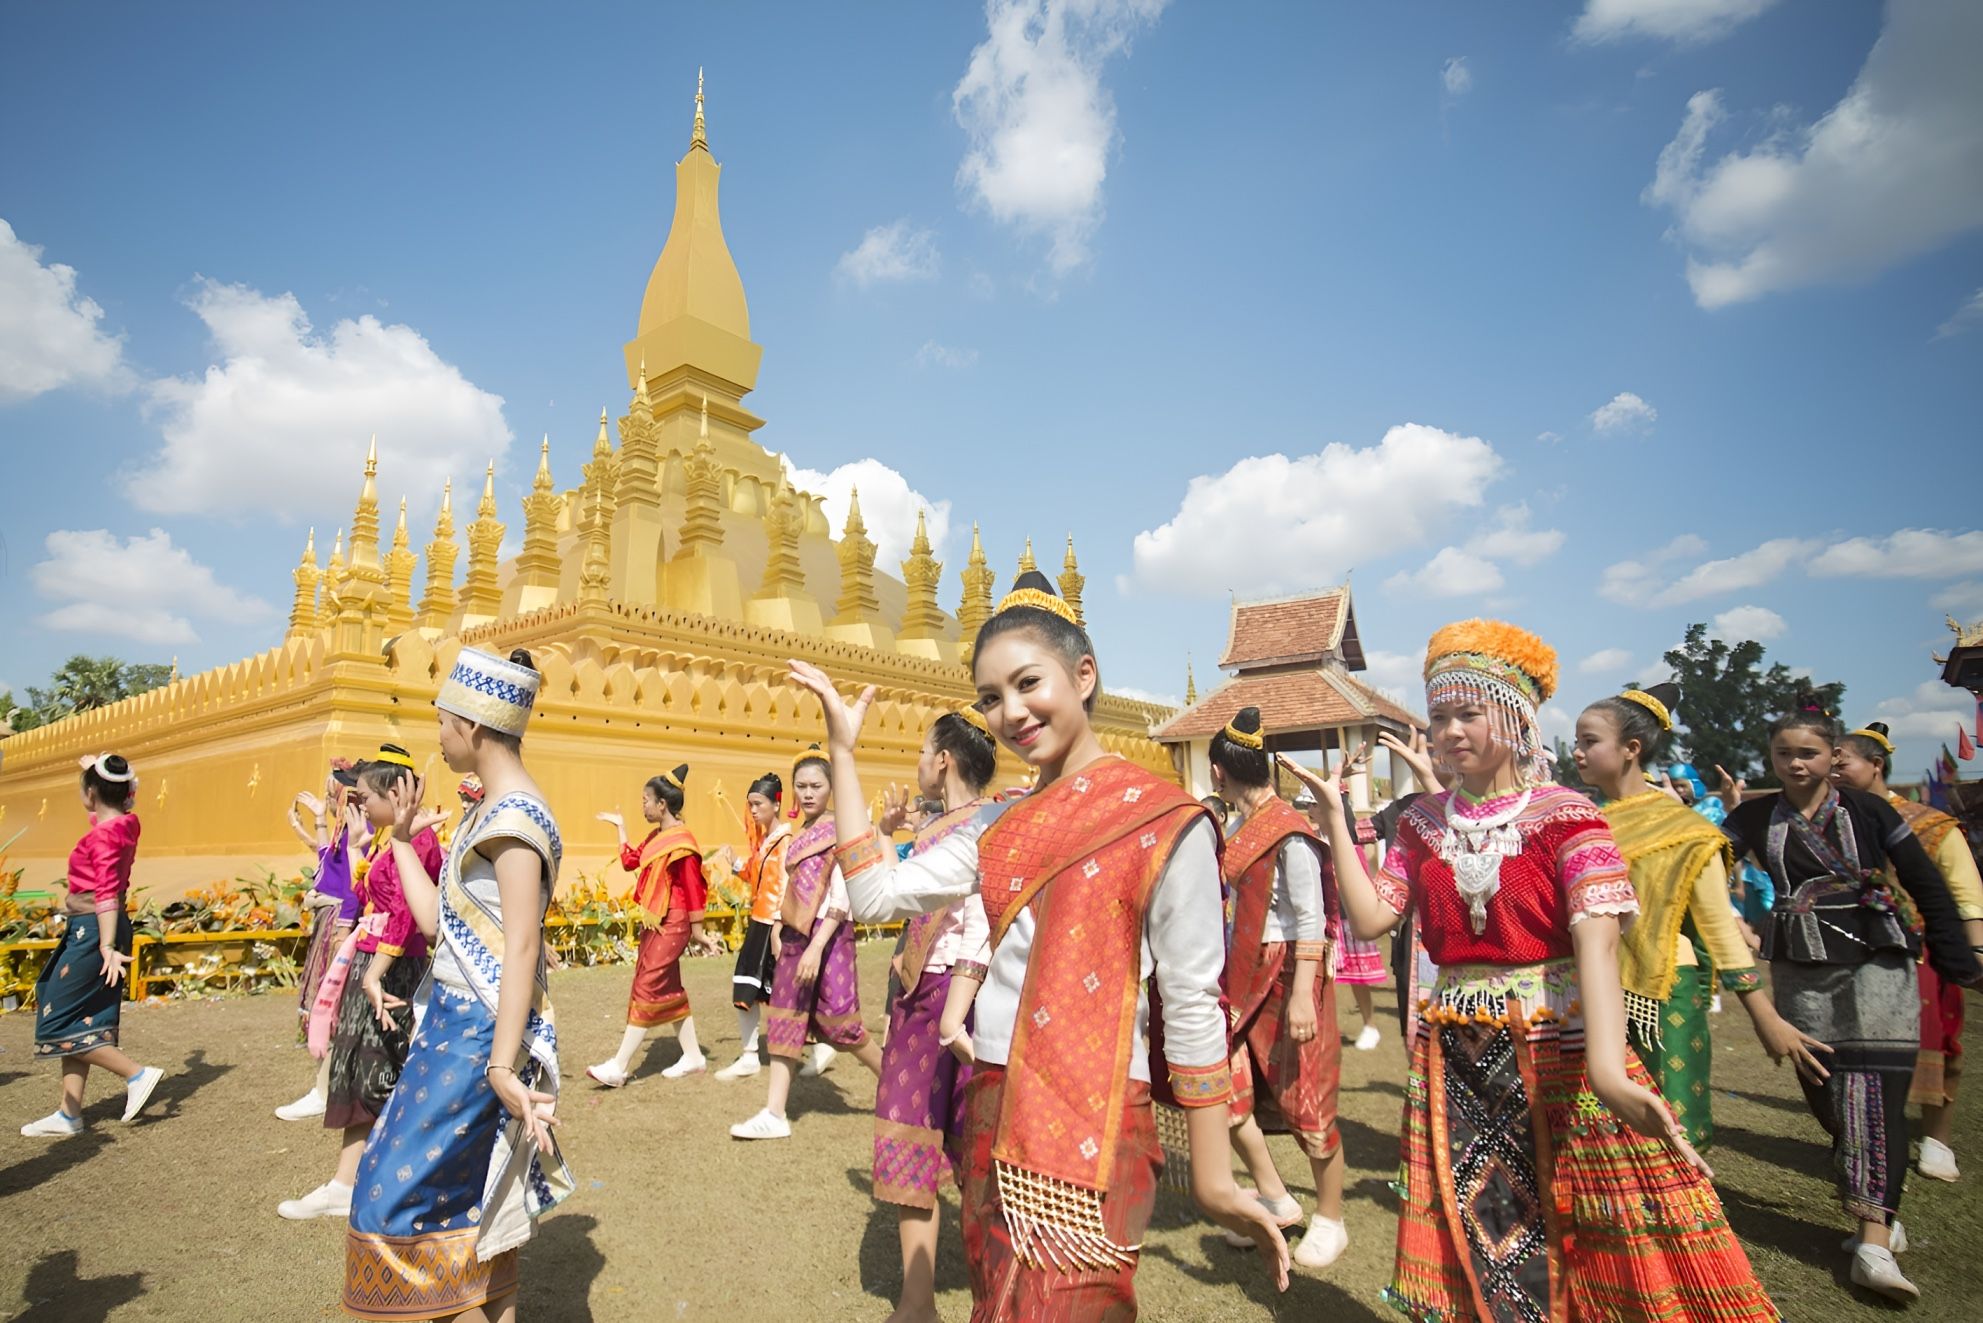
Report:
0,75,1174,891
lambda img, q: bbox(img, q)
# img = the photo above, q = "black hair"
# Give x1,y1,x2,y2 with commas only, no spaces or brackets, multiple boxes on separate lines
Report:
357,745,415,798
1199,793,1231,820
1207,706,1271,788
480,649,538,753
1768,690,1837,744
971,570,1100,714
1584,682,1680,765
1840,720,1894,779
81,755,136,811
929,713,997,794
645,765,688,816
747,772,783,803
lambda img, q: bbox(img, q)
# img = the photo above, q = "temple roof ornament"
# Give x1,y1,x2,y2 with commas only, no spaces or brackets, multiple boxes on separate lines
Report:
348,434,383,571
386,498,417,632
958,523,995,664
691,66,708,152
1185,655,1198,707
676,395,725,556
417,479,460,630
1058,533,1085,626
899,509,945,641
318,527,346,628
756,471,807,599
1017,537,1037,575
515,437,563,582
460,461,506,622
287,527,320,638
833,487,881,624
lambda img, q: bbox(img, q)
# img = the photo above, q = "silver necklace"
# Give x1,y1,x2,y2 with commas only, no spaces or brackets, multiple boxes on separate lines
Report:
1438,788,1532,935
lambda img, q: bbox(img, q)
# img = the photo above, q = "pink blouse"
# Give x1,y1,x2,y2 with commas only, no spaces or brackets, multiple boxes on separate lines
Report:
67,813,141,918
356,829,442,960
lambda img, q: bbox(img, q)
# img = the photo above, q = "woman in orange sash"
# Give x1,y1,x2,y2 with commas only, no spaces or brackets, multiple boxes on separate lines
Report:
587,766,721,1086
791,570,1289,1319
716,772,793,1080
1209,706,1349,1272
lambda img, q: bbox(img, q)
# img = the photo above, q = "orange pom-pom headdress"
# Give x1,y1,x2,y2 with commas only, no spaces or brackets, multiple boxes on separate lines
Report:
1423,619,1559,786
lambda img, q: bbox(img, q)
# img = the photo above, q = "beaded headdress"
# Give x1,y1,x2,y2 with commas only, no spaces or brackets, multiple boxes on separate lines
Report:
436,647,539,738
1423,619,1558,787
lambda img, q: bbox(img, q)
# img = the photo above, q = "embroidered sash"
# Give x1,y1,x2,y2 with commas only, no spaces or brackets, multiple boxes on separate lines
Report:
978,758,1206,1268
1765,790,1915,963
896,799,989,996
1605,789,1735,1043
1892,794,1961,861
779,815,839,937
429,791,576,1260
629,825,700,924
1222,798,1322,1028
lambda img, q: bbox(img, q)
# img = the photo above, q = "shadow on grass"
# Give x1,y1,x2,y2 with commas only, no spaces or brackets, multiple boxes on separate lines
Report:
1143,1236,1388,1321
10,1248,144,1321
0,1128,115,1199
843,1166,972,1303
519,1212,606,1321
0,1070,31,1089
132,1048,233,1125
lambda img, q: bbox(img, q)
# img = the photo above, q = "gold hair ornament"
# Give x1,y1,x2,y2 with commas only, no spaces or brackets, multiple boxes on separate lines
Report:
959,705,993,737
1221,721,1265,750
1618,689,1673,732
1849,727,1895,756
373,746,416,769
994,587,1078,626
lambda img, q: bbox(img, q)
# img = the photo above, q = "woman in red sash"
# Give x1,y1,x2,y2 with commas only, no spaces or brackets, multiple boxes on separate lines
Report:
587,766,721,1086
790,570,1288,1319
731,748,883,1140
1209,706,1349,1271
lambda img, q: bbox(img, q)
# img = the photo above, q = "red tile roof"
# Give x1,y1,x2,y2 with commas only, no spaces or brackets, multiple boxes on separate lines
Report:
1219,587,1361,671
1152,666,1421,742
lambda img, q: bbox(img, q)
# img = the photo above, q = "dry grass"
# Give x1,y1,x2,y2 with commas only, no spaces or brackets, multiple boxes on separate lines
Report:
0,950,1976,1320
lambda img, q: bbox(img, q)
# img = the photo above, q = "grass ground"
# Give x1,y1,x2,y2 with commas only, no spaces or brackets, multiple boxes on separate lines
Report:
0,949,1977,1320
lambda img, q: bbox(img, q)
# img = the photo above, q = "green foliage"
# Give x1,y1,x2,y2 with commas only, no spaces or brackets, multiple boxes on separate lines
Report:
1552,737,1592,793
1662,624,1846,787
12,655,175,729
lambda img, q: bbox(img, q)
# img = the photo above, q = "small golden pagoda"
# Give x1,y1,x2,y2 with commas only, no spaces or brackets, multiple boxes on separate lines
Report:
0,75,1175,890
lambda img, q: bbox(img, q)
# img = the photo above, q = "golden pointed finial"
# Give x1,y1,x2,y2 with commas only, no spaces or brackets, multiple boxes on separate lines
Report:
971,522,985,558
1057,531,1085,624
440,478,453,519
699,392,709,439
329,527,345,566
691,66,708,151
845,485,865,532
958,521,996,661
170,655,179,683
302,526,317,565
595,408,611,456
911,508,932,556
1184,654,1198,706
635,357,651,407
1018,537,1037,575
365,432,378,475
477,459,498,516
534,436,553,490
394,498,409,536
1064,533,1078,570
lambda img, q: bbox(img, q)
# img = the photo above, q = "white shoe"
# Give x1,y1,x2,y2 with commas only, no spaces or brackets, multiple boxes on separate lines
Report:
275,1087,326,1121
729,1108,792,1140
121,1066,163,1122
277,1181,353,1221
1354,1024,1382,1051
1919,1137,1960,1182
800,1044,837,1078
1850,1244,1919,1300
585,1060,629,1089
1841,1219,1908,1254
714,1054,761,1081
1221,1192,1302,1248
1293,1215,1350,1271
1710,994,1723,1014
661,1052,707,1079
20,1110,83,1138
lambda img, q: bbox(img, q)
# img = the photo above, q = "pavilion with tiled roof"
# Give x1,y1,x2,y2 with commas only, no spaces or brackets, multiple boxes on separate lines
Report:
1154,583,1424,808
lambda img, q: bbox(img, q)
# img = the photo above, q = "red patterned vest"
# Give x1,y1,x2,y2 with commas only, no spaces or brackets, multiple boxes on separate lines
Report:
1221,797,1327,1025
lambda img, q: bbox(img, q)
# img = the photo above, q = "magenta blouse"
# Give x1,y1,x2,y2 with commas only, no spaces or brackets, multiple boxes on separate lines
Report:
67,813,141,918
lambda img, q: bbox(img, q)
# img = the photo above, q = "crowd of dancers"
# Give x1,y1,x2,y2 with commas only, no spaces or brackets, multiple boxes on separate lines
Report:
19,567,1983,1321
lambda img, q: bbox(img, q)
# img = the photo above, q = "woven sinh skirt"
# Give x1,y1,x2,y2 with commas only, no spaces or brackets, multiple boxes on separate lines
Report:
628,912,693,1028
1909,960,1965,1107
873,968,971,1209
1627,963,1715,1149
764,921,868,1059
731,920,776,1009
1336,931,1387,986
35,913,132,1058
325,949,427,1130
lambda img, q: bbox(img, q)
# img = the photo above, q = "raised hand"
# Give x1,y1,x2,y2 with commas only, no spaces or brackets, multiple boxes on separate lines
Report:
785,659,875,757
876,783,912,835
1711,765,1745,809
385,774,426,842
596,810,625,830
296,790,326,817
1276,753,1343,819
1376,728,1441,793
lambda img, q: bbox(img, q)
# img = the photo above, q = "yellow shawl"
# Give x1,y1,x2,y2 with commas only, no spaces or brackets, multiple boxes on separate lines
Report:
1604,789,1735,1004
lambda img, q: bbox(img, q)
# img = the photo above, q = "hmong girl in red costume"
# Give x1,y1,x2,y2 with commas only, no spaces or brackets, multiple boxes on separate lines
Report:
1286,619,1775,1323
730,747,882,1139
1208,706,1350,1271
588,766,722,1086
789,570,1289,1320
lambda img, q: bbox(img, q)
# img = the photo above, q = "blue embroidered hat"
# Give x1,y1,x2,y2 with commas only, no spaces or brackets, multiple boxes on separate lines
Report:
436,647,539,737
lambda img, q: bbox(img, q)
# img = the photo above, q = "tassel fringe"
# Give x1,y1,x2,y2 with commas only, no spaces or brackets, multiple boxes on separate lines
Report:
996,1160,1140,1271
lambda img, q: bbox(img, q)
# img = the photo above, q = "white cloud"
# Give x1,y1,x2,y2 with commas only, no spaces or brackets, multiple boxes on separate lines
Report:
131,279,510,520
1642,1,1983,309
1362,648,1427,709
1810,528,1983,579
0,218,130,404
952,0,1168,274
915,340,980,369
1590,390,1657,433
1442,57,1473,96
1935,287,1983,338
1109,685,1181,709
1931,581,1983,615
834,221,941,286
32,528,274,647
1537,430,1563,444
1599,533,1708,604
1579,647,1634,675
1573,0,1779,44
1385,546,1506,598
1129,423,1503,598
1650,537,1818,605
1538,702,1577,742
1467,503,1564,567
1870,680,1975,742
785,457,953,572
1710,603,1787,641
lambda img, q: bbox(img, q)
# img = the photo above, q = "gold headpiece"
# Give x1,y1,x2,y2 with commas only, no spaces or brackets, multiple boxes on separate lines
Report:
959,705,992,737
994,586,1078,626
793,744,827,774
658,764,688,790
1618,689,1673,732
1850,726,1895,756
373,745,416,769
1221,719,1264,750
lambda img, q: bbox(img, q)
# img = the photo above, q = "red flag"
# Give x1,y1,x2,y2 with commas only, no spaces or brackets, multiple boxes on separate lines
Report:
1962,724,1977,762
1943,745,1961,780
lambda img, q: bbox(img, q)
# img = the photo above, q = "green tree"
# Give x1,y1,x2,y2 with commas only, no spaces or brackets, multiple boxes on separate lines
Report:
1552,736,1592,793
15,655,176,729
1662,624,1845,788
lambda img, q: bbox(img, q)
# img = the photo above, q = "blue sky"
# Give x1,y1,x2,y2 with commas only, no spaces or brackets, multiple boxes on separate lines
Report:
2,0,1980,781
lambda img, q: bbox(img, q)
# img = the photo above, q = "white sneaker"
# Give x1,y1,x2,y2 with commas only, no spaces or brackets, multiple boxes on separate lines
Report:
1841,1219,1908,1254
585,1060,629,1089
714,1054,761,1081
800,1044,837,1078
275,1087,326,1121
1221,1192,1302,1248
1919,1137,1960,1182
1850,1244,1919,1300
1354,1024,1382,1052
121,1066,164,1122
1710,994,1723,1014
661,1052,707,1079
1293,1214,1350,1271
20,1110,83,1138
729,1108,792,1140
277,1181,353,1221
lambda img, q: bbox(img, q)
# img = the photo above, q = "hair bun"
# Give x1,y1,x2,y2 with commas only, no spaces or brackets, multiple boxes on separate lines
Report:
672,764,690,784
1866,720,1890,738
1645,681,1681,710
1231,706,1263,735
1010,569,1056,596
508,647,536,671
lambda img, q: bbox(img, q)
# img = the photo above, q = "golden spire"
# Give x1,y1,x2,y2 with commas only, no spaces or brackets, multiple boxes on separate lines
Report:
691,66,708,152
318,527,346,628
1018,536,1037,575
288,527,321,639
676,394,725,556
1184,654,1198,706
583,406,620,518
460,461,506,621
515,437,562,590
385,497,417,632
1058,532,1085,626
577,482,612,606
958,522,995,662
833,487,881,624
899,508,945,640
616,365,662,515
756,470,806,598
699,391,709,438
348,433,383,570
417,480,460,629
